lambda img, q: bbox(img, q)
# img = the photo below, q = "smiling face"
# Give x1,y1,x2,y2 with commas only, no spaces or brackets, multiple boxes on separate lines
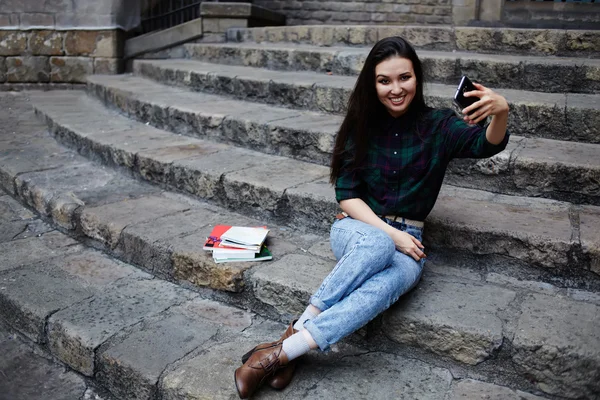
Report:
375,56,418,118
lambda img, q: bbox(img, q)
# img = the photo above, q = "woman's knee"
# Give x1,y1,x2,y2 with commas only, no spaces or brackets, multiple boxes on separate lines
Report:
387,260,424,302
364,227,396,255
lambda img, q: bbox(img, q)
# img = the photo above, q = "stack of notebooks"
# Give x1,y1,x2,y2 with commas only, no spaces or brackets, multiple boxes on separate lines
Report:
203,225,272,263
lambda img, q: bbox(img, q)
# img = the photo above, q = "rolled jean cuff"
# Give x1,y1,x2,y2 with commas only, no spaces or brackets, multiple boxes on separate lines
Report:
303,319,330,352
309,296,329,313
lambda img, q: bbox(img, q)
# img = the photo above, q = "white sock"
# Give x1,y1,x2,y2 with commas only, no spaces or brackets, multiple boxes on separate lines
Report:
293,307,319,331
282,332,311,361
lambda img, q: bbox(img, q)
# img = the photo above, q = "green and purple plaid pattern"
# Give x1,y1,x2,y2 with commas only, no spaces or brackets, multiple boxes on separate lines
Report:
335,108,509,221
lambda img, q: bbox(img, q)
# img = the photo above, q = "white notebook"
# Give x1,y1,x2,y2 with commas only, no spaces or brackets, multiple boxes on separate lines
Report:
220,226,269,246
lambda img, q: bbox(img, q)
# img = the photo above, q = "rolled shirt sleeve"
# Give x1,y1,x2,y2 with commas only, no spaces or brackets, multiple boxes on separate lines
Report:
440,109,509,159
335,157,364,202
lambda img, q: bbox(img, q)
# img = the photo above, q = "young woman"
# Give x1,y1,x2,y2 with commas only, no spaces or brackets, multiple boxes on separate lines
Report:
234,36,509,399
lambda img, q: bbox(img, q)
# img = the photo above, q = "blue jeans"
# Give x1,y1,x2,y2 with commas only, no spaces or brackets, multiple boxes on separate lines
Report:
304,217,425,351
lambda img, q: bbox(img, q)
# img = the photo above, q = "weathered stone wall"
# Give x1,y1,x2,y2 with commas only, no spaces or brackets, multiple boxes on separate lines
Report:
0,30,122,84
503,0,600,30
0,0,140,30
0,0,133,84
252,0,453,25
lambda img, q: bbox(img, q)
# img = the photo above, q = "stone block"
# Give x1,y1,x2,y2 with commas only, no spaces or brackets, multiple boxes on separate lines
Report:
512,138,600,203
171,230,256,292
285,179,339,232
222,158,328,217
452,3,478,25
0,251,133,343
205,17,249,34
96,299,252,399
50,57,93,83
124,17,203,59
201,2,252,17
455,27,496,52
512,293,600,398
421,56,457,84
0,231,80,273
565,30,600,54
383,278,516,365
6,56,50,82
500,29,563,56
310,26,337,46
457,57,523,90
251,254,332,316
264,26,285,42
0,31,28,56
28,30,64,55
162,339,453,400
0,142,76,197
0,195,35,224
0,326,87,400
284,25,311,43
97,298,252,400
13,158,158,227
314,84,351,114
64,30,120,57
0,15,8,27
167,147,259,201
48,278,195,376
136,137,226,183
348,26,377,45
580,206,600,275
54,13,115,29
119,209,211,279
0,57,5,82
19,12,55,28
79,195,190,249
93,57,120,74
566,94,600,144
426,188,575,269
507,94,568,142
448,379,546,400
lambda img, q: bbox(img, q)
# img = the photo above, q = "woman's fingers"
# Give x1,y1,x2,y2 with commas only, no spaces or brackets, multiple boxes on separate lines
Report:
409,237,427,259
411,236,424,248
407,249,421,262
465,103,492,123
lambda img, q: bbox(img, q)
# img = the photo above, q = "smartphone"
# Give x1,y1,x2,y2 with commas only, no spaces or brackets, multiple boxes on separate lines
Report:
453,76,485,127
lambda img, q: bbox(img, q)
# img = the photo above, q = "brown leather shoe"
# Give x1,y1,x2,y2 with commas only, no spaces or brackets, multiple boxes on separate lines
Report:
240,320,299,390
234,341,289,399
268,320,299,389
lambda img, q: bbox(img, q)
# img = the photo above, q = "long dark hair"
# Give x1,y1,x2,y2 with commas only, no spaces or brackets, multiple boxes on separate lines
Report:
330,36,427,184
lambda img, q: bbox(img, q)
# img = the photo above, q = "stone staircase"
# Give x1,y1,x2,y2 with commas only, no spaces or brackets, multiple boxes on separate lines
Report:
1,24,599,400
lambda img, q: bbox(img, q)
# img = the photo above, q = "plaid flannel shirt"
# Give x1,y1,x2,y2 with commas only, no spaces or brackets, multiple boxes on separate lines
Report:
335,108,509,221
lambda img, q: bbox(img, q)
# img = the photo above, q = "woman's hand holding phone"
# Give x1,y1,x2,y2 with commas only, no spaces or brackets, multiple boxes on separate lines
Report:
461,82,509,126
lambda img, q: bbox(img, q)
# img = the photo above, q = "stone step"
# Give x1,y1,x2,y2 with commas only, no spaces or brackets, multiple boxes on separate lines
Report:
1,96,598,399
0,234,559,400
132,58,600,145
184,42,600,94
26,90,600,275
226,25,600,59
85,74,600,206
0,321,108,399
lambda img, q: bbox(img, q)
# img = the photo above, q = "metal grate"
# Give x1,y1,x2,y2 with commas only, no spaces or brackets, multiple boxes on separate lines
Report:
139,0,203,35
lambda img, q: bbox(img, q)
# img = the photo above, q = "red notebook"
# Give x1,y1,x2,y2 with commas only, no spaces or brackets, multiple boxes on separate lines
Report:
202,225,231,251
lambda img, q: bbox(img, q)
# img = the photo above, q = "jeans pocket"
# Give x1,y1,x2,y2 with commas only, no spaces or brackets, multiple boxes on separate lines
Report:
329,218,367,261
